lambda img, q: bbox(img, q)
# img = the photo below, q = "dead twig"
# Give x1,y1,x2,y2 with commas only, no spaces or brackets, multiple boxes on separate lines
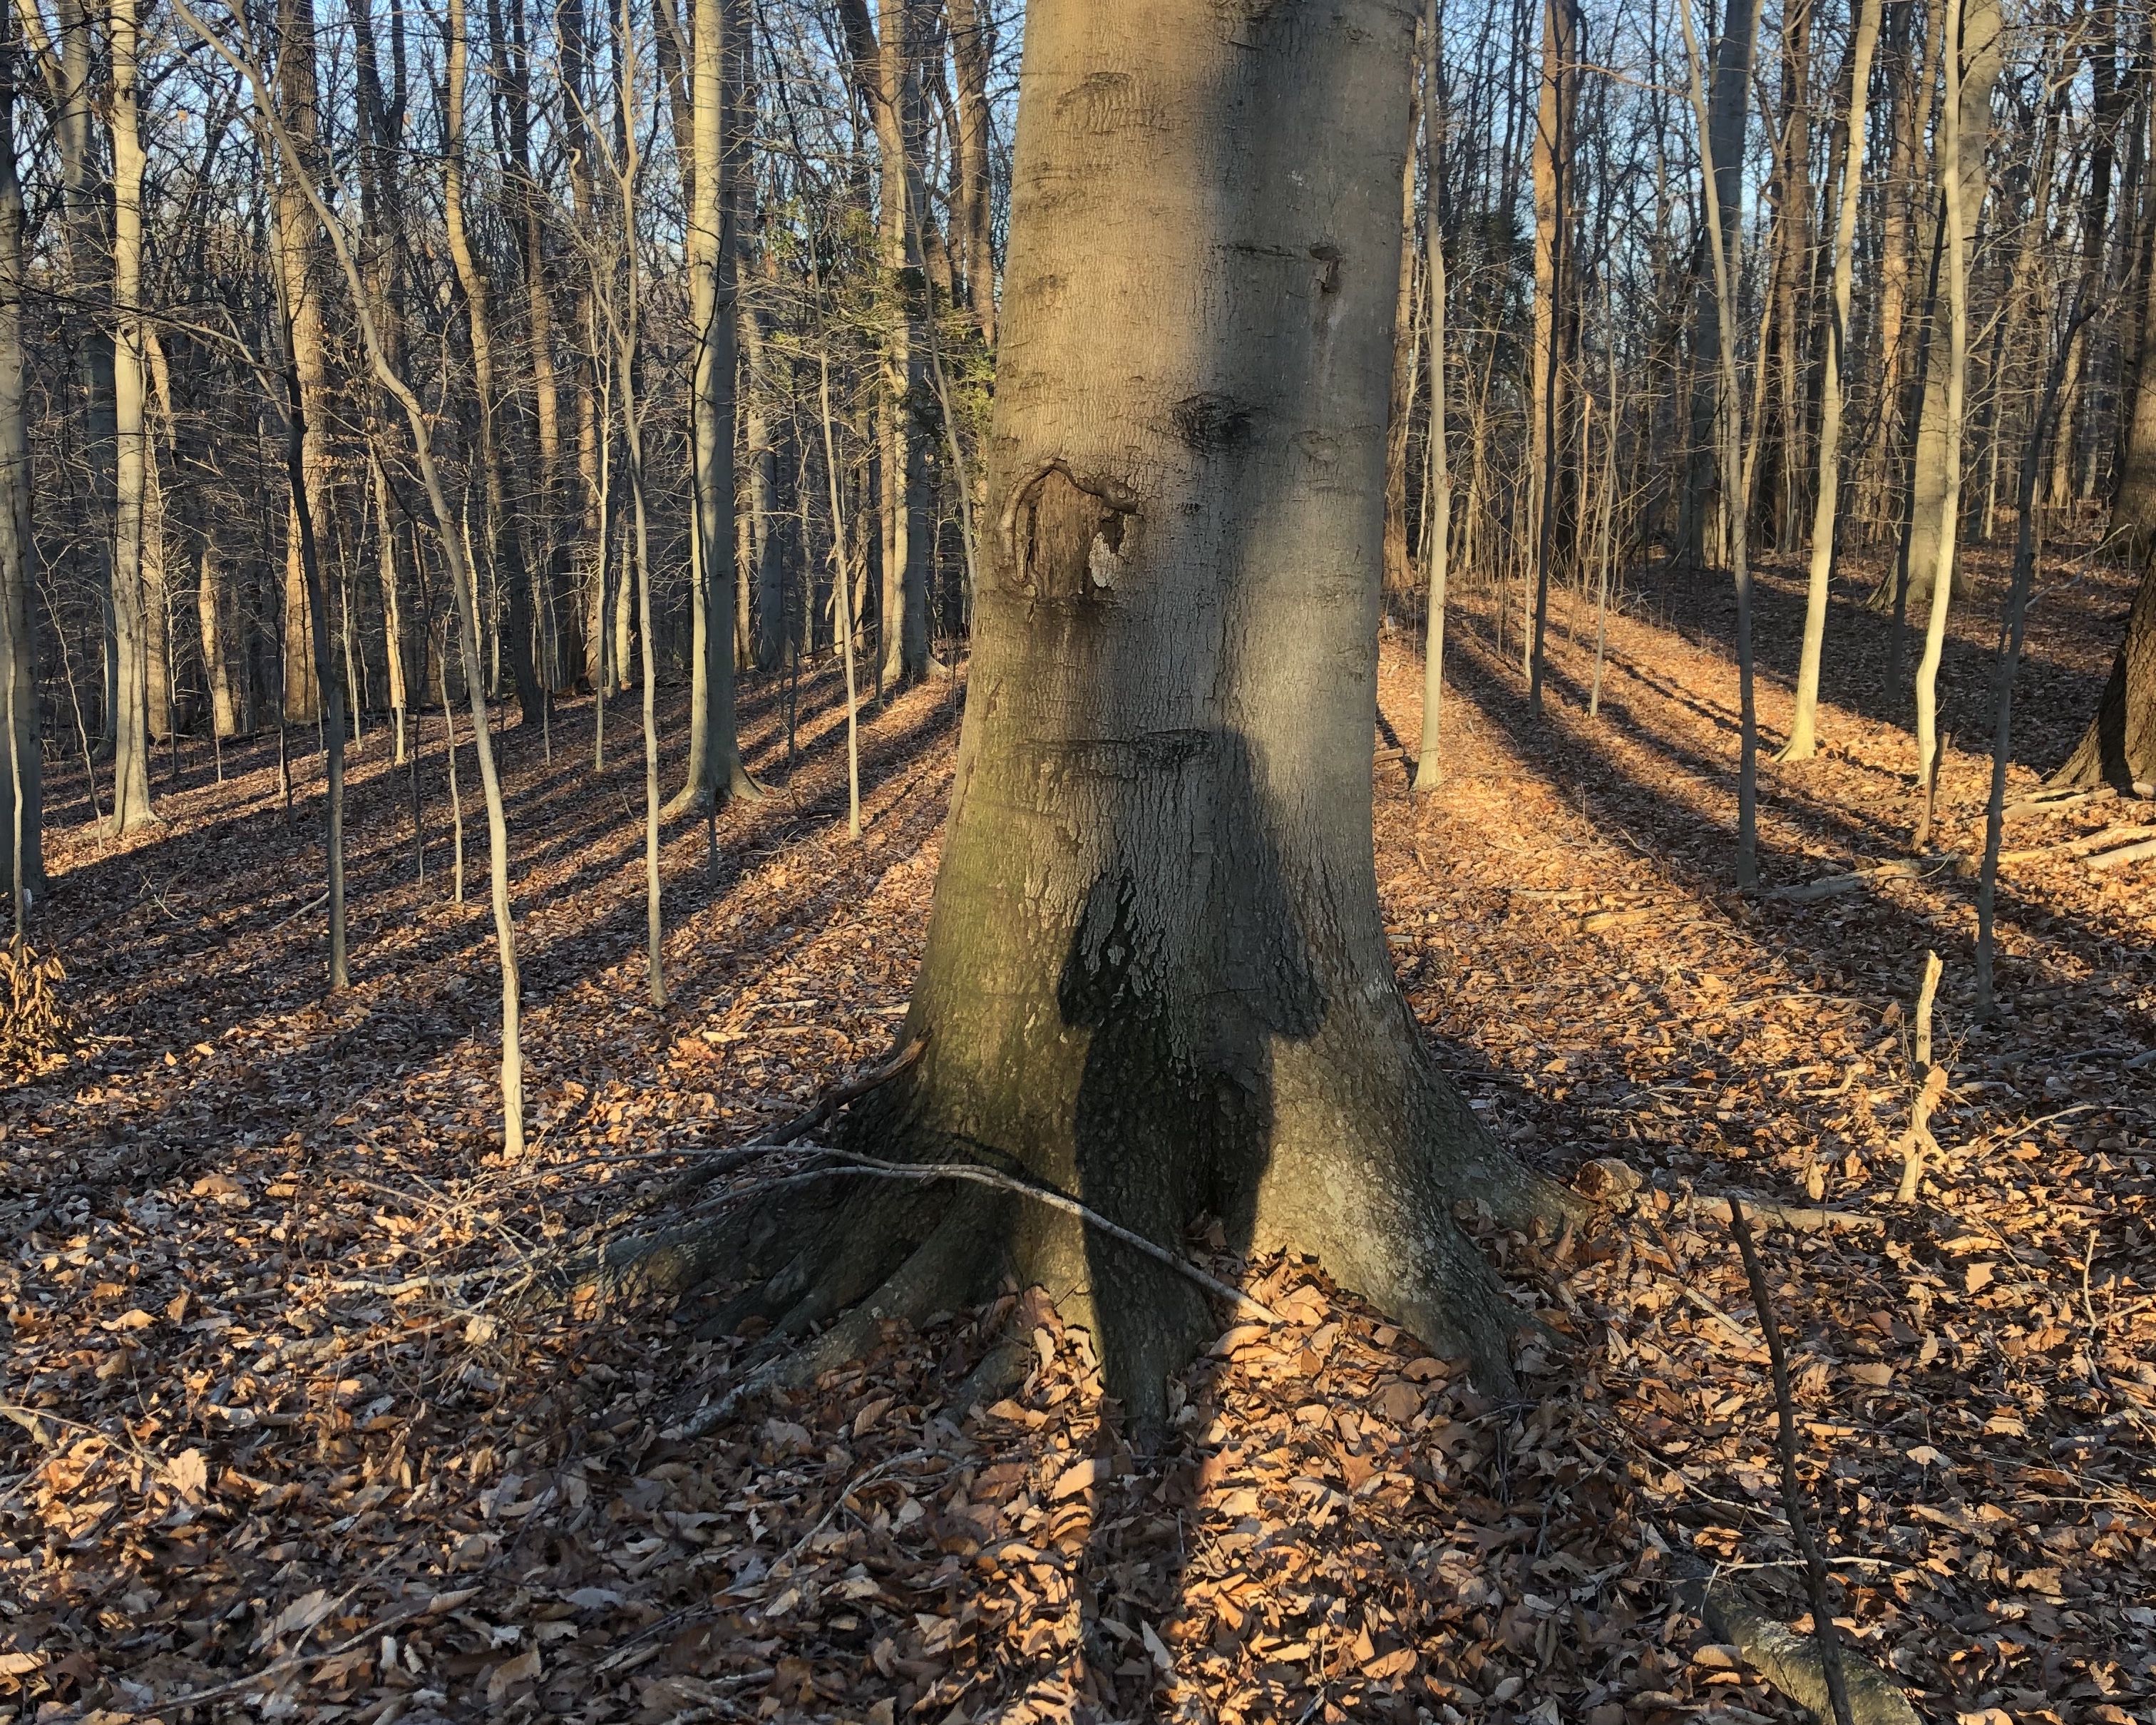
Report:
1897,951,1944,1203
1727,1197,1857,1725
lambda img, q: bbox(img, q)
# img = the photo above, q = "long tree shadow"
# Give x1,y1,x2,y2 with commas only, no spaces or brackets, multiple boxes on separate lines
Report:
1438,628,2156,1056
7,674,967,1197
1664,546,2125,772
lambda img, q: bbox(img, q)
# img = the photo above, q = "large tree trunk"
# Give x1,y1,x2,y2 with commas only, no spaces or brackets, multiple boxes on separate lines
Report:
654,0,1569,1434
2055,556,2156,788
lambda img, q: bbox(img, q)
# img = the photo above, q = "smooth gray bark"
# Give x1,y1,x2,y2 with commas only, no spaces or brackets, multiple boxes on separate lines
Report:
679,0,1573,1435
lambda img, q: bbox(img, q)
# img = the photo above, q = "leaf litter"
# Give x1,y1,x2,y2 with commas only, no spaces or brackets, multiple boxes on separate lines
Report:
0,546,2152,1725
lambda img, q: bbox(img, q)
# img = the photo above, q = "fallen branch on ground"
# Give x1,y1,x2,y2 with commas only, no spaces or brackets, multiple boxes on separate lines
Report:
1771,856,1954,901
2087,835,2156,871
2002,784,2117,821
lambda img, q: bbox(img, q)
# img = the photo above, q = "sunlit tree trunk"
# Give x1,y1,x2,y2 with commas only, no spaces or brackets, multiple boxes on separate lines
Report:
1383,67,1422,608
1780,0,1881,762
444,0,543,726
673,0,754,809
108,0,154,832
1525,0,1575,709
744,245,786,670
1911,0,1977,842
1414,0,1451,798
1889,0,1998,645
1679,0,1757,886
945,0,995,343
270,0,331,725
844,0,930,689
1678,0,1759,571
195,538,240,739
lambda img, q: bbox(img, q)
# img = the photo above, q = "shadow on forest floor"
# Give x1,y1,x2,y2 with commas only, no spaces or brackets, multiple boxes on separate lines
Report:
4,561,2155,1725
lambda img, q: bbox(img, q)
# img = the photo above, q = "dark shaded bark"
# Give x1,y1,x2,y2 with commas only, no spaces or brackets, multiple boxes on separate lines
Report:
0,1,38,908
2053,556,2156,789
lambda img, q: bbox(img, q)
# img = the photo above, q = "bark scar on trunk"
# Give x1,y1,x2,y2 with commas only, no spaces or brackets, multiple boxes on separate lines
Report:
1002,461,1139,597
1172,391,1256,452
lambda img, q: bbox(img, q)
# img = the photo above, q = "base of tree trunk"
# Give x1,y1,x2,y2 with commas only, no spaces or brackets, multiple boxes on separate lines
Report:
2050,558,2156,789
603,1056,1581,1442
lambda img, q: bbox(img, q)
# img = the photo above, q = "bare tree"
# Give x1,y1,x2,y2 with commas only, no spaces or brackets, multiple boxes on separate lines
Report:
0,0,37,922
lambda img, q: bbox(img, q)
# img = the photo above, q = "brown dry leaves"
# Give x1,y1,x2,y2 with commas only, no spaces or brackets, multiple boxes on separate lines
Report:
2,539,2155,1724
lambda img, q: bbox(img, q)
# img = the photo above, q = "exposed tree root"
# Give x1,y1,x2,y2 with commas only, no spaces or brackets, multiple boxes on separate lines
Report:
595,1102,1578,1445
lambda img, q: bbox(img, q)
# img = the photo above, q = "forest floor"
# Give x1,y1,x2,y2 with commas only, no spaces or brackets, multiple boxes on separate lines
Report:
4,528,2155,1725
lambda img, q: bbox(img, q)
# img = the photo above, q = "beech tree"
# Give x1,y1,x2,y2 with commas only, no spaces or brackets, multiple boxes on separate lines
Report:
659,0,1571,1431
2053,565,2156,790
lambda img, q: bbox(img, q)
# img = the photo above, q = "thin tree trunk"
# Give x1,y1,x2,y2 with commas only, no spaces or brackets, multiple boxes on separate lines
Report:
1415,0,1450,797
279,329,348,990
1385,66,1423,608
1781,0,1882,761
445,0,543,728
0,0,36,918
1680,0,1757,888
1680,0,1761,570
945,0,995,344
746,250,787,671
178,0,527,1153
24,0,118,746
371,446,409,759
497,0,570,695
1526,0,1574,710
674,0,754,809
818,329,861,840
627,346,664,1005
1892,0,2002,661
844,0,930,690
108,0,153,832
1911,0,1973,848
1980,287,2096,1010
